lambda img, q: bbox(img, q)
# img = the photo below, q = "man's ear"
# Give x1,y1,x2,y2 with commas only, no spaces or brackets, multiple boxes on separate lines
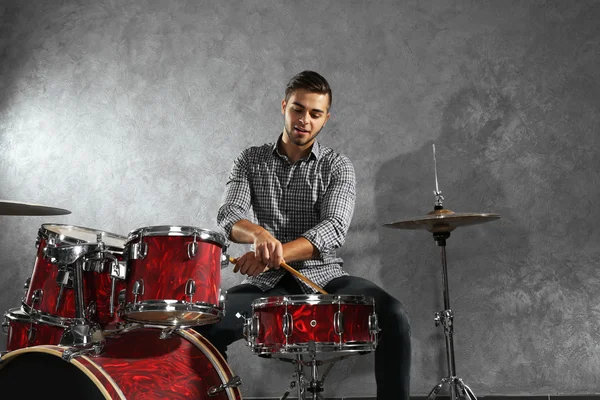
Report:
323,112,331,126
281,99,287,115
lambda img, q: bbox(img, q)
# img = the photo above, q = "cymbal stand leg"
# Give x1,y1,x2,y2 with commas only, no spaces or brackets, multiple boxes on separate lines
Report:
427,377,476,400
427,232,477,400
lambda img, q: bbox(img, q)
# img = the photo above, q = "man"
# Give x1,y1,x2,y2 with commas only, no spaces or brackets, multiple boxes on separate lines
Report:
197,71,411,399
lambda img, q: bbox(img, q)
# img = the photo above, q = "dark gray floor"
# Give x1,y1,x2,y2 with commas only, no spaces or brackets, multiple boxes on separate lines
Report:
246,396,600,400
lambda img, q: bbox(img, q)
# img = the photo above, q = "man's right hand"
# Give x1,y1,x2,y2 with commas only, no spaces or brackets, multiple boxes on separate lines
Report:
254,229,284,270
233,251,269,276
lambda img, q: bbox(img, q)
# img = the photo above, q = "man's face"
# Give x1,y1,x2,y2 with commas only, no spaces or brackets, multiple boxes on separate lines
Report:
281,88,331,148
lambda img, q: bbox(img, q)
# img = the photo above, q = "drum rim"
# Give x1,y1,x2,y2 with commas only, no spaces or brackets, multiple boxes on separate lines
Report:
252,294,375,308
4,307,29,319
122,300,223,326
20,303,73,327
125,225,226,247
251,341,377,355
39,224,126,251
177,329,242,400
0,346,120,399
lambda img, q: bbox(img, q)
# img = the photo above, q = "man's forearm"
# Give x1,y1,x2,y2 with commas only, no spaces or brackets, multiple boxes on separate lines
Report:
282,237,320,263
230,220,320,263
230,220,267,244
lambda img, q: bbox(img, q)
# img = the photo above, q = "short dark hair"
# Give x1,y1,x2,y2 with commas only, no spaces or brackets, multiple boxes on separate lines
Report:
284,71,332,109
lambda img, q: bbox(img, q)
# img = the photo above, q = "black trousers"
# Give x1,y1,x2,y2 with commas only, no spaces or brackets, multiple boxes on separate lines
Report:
195,273,411,400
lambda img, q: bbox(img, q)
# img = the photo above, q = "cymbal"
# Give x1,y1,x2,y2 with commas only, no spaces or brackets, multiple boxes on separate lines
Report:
384,208,500,233
0,200,71,216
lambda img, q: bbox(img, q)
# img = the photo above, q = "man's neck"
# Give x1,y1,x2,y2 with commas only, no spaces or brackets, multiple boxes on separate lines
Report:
279,136,313,163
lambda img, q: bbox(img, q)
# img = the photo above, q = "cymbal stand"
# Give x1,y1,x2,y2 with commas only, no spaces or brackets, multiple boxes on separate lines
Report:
427,229,477,400
426,145,477,399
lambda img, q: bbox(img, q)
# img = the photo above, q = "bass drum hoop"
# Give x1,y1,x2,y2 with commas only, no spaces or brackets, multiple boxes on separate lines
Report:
0,345,123,400
0,329,240,400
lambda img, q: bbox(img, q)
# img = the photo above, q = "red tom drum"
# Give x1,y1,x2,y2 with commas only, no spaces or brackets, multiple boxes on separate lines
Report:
22,224,126,327
122,226,226,326
0,327,242,400
2,308,66,351
248,294,379,357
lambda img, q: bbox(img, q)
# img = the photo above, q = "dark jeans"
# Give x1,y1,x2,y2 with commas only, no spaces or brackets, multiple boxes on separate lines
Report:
195,273,411,400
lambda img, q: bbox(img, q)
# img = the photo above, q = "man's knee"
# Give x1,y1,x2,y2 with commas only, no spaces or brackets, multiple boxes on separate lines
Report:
378,296,411,336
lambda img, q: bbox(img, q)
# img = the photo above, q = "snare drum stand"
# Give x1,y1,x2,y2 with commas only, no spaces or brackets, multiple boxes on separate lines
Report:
427,231,477,400
279,342,348,400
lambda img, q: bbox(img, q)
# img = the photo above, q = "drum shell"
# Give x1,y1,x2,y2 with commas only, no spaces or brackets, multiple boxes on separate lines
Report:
23,237,125,325
123,229,223,324
3,308,66,351
251,295,377,355
22,225,126,325
0,328,242,400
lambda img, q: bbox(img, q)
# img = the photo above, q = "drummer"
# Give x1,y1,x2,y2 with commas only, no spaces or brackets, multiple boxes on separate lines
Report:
195,71,411,400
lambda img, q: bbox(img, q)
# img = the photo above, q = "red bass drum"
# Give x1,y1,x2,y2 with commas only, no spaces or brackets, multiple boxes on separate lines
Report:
0,327,242,400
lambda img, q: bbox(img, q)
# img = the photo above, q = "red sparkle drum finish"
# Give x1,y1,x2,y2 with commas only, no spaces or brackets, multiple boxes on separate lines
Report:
122,226,226,326
22,224,126,327
0,328,242,399
2,308,65,351
250,294,379,357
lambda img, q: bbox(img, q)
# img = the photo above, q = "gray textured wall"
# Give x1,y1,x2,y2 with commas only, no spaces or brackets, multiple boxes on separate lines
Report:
1,0,600,397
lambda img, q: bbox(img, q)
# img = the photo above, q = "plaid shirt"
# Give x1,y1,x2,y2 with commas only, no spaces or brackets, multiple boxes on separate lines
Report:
217,136,356,293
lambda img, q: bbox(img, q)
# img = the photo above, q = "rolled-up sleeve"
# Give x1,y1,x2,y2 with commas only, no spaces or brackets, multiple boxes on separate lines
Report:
301,155,356,256
216,150,252,240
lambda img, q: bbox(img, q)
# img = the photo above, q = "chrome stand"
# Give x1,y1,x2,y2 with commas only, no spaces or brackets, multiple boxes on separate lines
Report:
45,247,106,352
59,256,105,349
427,231,477,400
277,342,351,400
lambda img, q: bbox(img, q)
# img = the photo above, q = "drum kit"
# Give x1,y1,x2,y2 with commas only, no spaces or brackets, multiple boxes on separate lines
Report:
0,202,241,399
0,146,499,400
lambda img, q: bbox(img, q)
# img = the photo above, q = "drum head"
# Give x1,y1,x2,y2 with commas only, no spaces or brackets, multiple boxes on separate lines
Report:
40,224,126,250
0,352,105,399
126,226,226,248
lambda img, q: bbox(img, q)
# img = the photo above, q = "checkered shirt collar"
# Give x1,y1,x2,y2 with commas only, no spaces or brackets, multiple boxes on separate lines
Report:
271,133,321,161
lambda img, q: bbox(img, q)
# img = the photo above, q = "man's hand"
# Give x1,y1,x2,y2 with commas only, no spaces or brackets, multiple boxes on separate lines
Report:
233,251,270,277
254,229,283,270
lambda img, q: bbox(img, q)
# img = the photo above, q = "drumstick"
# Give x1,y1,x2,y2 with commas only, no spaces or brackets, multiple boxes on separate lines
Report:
228,256,328,295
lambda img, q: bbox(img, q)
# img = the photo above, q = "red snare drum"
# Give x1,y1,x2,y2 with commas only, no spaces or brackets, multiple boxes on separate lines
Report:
0,327,242,400
22,224,126,327
2,308,66,351
122,226,226,326
248,294,379,357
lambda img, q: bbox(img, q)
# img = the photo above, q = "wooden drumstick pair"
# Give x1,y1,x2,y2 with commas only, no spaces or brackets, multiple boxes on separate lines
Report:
228,256,328,295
